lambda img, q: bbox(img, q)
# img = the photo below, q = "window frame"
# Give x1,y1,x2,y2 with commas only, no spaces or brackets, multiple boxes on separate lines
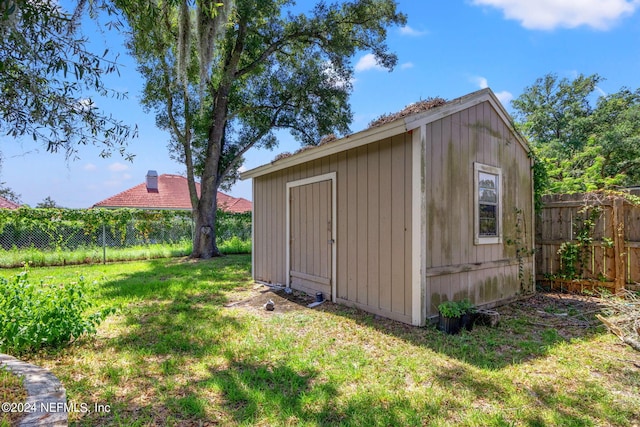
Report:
474,162,502,245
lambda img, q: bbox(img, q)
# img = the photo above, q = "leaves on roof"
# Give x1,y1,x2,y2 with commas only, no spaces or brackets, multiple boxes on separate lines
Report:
319,133,337,145
272,152,293,162
270,98,448,163
272,134,338,163
368,97,447,128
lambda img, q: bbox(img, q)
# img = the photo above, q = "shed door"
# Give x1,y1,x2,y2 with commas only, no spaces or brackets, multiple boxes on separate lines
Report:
289,179,333,298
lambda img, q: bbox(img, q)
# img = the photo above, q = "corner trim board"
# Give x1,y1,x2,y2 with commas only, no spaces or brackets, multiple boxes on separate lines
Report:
411,126,424,326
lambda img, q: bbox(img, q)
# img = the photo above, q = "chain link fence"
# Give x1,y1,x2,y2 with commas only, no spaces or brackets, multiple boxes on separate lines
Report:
0,215,194,266
0,209,251,267
0,217,194,251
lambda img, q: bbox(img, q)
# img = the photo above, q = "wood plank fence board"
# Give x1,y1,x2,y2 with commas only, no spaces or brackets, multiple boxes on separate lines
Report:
537,193,639,293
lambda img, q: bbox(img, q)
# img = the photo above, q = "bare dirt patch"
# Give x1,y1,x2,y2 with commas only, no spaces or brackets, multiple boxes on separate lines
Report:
499,292,608,338
223,284,319,317
227,287,610,334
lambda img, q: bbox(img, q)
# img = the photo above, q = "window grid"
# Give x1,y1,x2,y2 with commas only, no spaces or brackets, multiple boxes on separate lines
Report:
474,163,502,245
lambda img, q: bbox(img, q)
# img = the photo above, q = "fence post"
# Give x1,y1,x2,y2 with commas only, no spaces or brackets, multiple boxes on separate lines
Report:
612,198,625,294
102,224,107,265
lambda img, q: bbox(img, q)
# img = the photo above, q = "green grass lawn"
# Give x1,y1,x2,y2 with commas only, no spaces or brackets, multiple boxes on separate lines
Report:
2,255,639,426
1,366,26,427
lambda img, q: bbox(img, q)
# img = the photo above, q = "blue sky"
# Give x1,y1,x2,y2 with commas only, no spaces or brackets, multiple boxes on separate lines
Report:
3,0,640,207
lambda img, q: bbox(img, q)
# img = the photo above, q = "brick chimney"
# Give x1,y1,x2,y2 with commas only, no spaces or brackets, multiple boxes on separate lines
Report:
146,170,159,192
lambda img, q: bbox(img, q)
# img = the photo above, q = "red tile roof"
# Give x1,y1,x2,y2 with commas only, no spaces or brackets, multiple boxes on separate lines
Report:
91,174,251,213
0,196,20,210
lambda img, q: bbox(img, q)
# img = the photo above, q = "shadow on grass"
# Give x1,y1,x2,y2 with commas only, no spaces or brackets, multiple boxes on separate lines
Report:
52,257,638,426
94,255,252,357
167,357,442,426
310,292,610,370
98,255,253,302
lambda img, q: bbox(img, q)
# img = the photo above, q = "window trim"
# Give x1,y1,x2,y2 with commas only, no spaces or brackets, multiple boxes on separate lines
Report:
474,162,502,245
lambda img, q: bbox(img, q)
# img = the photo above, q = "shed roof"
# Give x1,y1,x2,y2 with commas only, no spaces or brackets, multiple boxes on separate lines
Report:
241,88,529,180
92,173,252,213
0,196,20,210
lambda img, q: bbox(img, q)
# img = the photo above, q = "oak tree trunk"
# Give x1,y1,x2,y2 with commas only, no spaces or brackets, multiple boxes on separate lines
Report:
191,188,221,258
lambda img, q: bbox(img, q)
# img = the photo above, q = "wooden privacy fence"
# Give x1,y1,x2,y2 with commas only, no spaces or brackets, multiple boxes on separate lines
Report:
536,191,640,293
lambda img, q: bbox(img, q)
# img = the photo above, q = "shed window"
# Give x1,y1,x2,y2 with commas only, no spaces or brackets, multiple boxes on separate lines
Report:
474,163,502,245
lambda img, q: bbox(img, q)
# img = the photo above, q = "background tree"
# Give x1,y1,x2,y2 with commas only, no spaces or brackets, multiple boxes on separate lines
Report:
0,185,21,205
118,0,406,258
36,197,62,208
512,73,640,193
0,0,135,160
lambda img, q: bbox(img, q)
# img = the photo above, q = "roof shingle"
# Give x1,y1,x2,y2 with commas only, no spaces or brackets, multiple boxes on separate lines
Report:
92,174,251,213
0,196,20,210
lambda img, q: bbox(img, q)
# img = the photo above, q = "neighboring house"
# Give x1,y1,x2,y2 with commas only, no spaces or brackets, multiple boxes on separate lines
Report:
241,88,535,326
0,196,20,210
92,172,252,213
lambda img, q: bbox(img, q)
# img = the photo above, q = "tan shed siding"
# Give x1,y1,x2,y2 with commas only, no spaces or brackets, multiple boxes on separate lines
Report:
377,138,393,312
367,144,380,309
253,135,413,323
356,145,368,305
425,101,533,316
338,135,413,322
253,170,288,285
336,151,349,300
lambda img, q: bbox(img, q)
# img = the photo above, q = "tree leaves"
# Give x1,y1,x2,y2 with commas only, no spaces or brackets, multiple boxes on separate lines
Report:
0,0,136,159
118,0,405,257
513,73,640,194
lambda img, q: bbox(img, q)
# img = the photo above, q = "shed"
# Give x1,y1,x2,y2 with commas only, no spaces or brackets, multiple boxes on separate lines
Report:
241,88,535,326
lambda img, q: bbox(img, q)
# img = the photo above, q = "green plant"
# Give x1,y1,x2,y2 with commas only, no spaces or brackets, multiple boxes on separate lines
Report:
556,206,601,280
0,241,193,268
0,270,114,354
1,366,26,427
557,241,581,279
438,300,463,318
1,256,638,426
457,299,476,315
506,207,535,293
218,236,252,255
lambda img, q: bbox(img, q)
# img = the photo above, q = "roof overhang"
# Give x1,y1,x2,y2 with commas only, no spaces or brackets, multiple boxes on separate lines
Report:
240,88,531,180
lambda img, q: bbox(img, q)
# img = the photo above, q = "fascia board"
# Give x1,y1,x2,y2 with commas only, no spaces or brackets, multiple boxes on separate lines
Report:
240,120,407,180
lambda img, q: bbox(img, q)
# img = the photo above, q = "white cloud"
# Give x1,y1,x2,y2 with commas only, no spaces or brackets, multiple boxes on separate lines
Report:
470,75,513,105
355,53,384,72
399,25,428,36
108,162,129,172
83,163,97,171
238,166,248,173
495,90,514,105
471,0,640,30
473,76,489,89
400,62,415,70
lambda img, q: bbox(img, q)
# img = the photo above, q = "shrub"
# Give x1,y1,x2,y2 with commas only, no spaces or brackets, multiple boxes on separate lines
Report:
457,298,476,314
438,300,463,318
0,270,114,354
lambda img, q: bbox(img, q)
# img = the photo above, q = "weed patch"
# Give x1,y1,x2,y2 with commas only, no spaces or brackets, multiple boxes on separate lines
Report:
1,257,638,426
